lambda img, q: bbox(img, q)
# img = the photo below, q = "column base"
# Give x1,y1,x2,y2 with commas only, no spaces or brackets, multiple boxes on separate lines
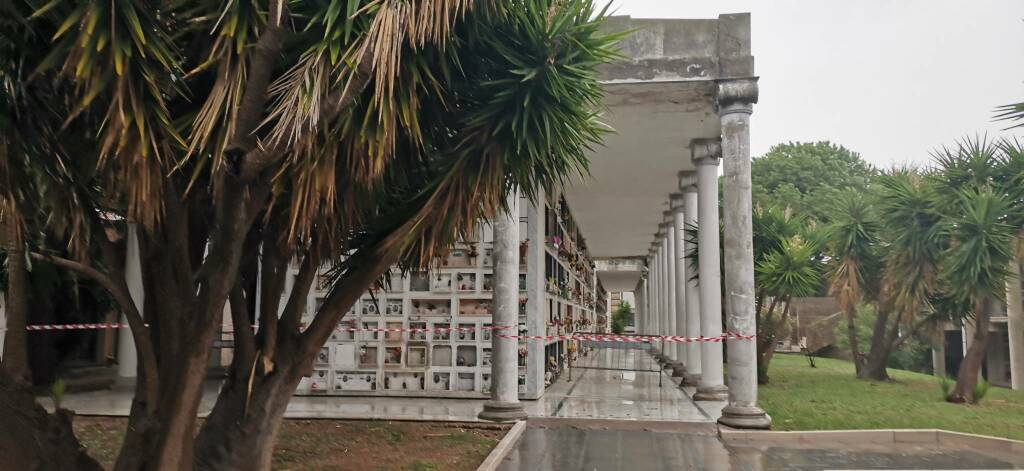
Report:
681,372,701,387
478,401,528,422
670,363,686,377
693,384,728,401
718,404,772,429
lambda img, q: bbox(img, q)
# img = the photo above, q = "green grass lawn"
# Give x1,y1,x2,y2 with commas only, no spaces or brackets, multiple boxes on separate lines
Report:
759,354,1024,440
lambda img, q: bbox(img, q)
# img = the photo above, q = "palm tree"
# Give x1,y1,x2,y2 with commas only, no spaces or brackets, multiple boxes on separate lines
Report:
858,169,945,380
755,229,822,383
15,1,623,469
940,188,1016,402
825,192,881,377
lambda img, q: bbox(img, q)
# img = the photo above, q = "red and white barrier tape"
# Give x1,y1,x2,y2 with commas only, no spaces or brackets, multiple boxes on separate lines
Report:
24,323,132,331
496,332,754,343
17,324,753,342
20,323,515,333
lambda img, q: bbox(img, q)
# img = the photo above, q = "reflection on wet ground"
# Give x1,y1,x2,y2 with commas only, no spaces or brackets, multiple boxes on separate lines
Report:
499,425,1024,471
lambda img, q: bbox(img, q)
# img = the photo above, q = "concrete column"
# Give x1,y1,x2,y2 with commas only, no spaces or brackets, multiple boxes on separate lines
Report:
118,223,143,379
0,293,6,359
663,215,678,365
480,191,527,421
659,231,670,356
932,328,947,378
1007,260,1023,390
671,194,688,376
647,251,655,335
524,187,546,399
692,139,728,402
650,245,661,339
680,175,702,387
635,278,646,335
716,78,770,428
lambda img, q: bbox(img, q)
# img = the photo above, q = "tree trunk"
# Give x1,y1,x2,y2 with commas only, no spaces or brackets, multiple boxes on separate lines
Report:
193,250,394,470
1,213,31,384
861,303,893,381
949,298,992,403
756,338,777,385
0,368,102,470
844,304,863,377
193,358,302,470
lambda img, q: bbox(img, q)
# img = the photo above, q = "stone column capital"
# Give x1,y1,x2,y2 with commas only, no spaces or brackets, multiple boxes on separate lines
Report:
716,77,758,116
690,138,722,166
678,171,698,191
662,210,673,223
670,193,685,211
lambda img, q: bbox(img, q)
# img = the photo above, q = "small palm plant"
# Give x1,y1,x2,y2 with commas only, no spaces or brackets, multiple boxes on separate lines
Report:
755,233,822,383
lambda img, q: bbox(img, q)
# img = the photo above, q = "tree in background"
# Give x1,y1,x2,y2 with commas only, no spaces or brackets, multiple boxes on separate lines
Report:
10,0,623,469
824,192,881,378
753,211,823,383
751,142,877,221
928,138,1020,403
611,301,633,334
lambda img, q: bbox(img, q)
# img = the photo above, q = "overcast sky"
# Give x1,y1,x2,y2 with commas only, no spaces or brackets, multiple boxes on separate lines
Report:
611,0,1024,168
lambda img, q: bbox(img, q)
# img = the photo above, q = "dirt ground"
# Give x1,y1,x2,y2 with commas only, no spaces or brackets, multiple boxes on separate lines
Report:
73,417,506,470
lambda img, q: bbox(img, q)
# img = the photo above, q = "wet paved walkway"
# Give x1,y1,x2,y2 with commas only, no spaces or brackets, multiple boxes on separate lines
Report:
499,425,1024,470
48,347,712,423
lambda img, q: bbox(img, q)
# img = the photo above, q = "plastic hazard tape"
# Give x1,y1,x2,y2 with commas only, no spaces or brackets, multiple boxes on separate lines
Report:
25,323,132,331
332,325,514,333
22,323,515,333
495,332,755,343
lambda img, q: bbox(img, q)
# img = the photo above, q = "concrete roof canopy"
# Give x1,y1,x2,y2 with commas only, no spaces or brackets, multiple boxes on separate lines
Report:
562,14,755,292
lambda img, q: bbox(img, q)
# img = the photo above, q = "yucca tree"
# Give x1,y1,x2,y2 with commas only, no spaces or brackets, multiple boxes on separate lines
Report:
855,169,946,380
13,0,623,469
929,137,1020,402
940,188,1016,402
686,205,823,384
824,191,881,377
754,221,822,383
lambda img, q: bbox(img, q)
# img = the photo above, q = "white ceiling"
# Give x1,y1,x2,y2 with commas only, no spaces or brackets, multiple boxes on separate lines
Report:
564,81,719,260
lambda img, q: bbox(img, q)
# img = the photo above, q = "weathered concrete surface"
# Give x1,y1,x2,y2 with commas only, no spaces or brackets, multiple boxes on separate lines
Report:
598,14,754,82
480,192,527,422
718,78,770,429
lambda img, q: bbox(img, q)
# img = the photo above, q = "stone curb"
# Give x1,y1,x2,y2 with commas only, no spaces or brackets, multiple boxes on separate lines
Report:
477,420,527,471
718,427,1024,457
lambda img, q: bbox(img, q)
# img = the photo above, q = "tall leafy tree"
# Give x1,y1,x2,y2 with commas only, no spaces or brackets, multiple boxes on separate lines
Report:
12,1,623,469
751,141,877,220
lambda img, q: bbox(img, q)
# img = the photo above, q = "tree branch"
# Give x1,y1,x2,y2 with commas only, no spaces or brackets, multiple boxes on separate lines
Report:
278,250,320,341
29,252,160,412
297,250,396,360
229,283,256,368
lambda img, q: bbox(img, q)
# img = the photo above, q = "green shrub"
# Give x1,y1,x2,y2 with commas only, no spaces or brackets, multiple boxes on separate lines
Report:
51,378,66,410
972,378,991,404
939,376,953,400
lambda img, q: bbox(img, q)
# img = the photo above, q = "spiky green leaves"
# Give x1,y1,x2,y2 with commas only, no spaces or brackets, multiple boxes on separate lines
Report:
941,188,1017,304
757,236,822,299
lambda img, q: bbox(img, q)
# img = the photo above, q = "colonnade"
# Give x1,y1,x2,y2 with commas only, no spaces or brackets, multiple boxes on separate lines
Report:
632,78,770,429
